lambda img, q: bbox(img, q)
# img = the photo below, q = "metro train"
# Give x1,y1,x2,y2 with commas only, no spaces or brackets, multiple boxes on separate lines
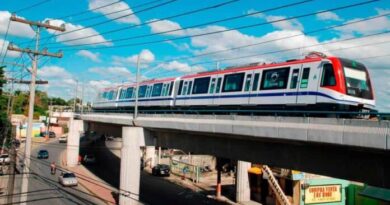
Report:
92,52,375,113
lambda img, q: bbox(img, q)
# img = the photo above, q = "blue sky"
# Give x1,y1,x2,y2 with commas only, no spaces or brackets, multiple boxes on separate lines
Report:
0,0,389,110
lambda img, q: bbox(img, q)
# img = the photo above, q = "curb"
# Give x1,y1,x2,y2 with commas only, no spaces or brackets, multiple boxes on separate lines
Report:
60,150,115,205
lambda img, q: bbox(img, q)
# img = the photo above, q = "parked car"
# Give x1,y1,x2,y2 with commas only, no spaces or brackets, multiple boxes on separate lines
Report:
83,154,96,164
58,172,78,187
41,131,56,138
37,150,49,159
152,164,170,177
59,135,67,143
0,154,10,165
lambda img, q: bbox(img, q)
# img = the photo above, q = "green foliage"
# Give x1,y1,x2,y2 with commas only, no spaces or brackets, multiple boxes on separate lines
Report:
0,66,6,95
0,65,11,146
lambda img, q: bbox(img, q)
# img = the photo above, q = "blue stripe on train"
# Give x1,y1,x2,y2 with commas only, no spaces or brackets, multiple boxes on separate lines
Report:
95,91,365,105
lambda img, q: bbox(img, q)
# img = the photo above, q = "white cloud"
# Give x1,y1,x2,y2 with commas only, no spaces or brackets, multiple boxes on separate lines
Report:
148,19,186,36
335,10,390,37
316,11,343,21
246,9,265,18
0,38,21,58
45,19,112,46
76,50,101,62
38,66,73,79
112,49,155,66
265,15,304,31
88,0,140,24
0,11,35,38
156,61,205,73
88,66,133,81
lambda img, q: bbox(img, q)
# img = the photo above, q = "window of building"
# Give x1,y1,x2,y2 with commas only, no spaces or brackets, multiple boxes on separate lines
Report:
187,81,193,95
321,64,336,86
300,67,310,88
261,67,290,90
209,78,216,94
252,73,260,91
138,85,147,98
222,73,245,92
126,87,133,98
216,77,222,93
192,77,210,94
244,74,252,91
290,69,299,89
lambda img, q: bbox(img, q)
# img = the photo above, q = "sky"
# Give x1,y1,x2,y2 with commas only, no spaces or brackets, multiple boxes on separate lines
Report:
0,0,389,111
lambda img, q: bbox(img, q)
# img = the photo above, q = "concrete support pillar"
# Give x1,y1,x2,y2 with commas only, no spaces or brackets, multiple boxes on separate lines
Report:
157,146,161,164
145,146,155,168
67,119,84,167
236,160,251,203
120,127,143,205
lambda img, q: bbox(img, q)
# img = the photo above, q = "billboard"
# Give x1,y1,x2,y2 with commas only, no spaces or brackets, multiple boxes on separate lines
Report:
304,184,342,204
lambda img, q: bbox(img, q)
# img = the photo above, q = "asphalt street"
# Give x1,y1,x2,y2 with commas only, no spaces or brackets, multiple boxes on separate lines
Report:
2,138,106,205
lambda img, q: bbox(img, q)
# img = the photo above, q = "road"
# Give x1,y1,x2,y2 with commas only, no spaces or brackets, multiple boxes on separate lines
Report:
82,141,230,205
4,138,106,205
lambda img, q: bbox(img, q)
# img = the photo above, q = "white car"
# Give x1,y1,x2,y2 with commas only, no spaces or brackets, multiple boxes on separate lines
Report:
59,135,67,143
0,154,11,165
58,172,78,187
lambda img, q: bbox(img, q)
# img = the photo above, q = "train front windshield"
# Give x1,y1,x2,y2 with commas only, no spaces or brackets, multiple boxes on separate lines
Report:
341,58,373,100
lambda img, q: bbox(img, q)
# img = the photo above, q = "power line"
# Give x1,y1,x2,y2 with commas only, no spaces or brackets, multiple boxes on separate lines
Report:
188,30,390,66
148,33,390,78
54,0,380,51
145,12,390,67
0,20,11,64
72,0,166,24
54,0,124,20
12,0,51,14
47,0,314,48
29,0,178,45
41,0,241,46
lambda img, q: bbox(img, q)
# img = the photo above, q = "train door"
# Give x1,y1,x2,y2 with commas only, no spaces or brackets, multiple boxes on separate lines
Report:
288,66,302,104
212,76,223,106
243,71,255,105
209,77,217,105
249,71,261,105
296,65,316,104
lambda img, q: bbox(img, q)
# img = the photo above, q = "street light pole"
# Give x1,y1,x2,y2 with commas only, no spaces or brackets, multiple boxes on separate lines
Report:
73,79,78,112
133,55,141,119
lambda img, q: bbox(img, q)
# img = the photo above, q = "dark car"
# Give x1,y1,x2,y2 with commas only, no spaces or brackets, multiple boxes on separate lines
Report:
41,131,56,138
152,164,170,176
37,150,49,159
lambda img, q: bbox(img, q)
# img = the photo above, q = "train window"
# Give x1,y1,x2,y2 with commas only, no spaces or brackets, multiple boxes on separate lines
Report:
169,81,174,96
216,77,222,93
164,84,169,96
300,67,310,88
244,74,252,91
102,92,107,99
222,73,245,92
261,67,290,90
192,77,210,94
182,81,188,95
252,73,260,91
126,87,133,98
321,64,336,86
138,85,147,98
209,78,216,94
290,69,299,89
152,83,163,97
187,81,193,95
161,84,167,96
178,80,184,95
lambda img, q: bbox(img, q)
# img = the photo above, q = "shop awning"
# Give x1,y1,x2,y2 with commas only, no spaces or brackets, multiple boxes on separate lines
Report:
359,185,390,202
248,167,262,175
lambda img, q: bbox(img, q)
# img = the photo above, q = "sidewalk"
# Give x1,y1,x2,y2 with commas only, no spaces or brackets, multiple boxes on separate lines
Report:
61,151,118,205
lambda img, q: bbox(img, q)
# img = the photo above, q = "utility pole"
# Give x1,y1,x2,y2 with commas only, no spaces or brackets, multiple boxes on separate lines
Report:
133,55,141,119
7,14,65,205
73,79,78,112
46,98,52,134
81,83,84,114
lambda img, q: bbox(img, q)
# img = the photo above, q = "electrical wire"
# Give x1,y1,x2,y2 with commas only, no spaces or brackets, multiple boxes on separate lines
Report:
54,0,380,51
41,0,241,46
0,20,11,64
28,0,178,45
11,0,51,14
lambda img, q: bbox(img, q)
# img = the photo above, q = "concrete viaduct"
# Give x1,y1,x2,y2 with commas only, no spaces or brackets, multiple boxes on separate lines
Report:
66,113,390,205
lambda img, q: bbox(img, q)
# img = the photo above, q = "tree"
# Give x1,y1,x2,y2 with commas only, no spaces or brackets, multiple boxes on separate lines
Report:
0,66,6,95
0,65,11,147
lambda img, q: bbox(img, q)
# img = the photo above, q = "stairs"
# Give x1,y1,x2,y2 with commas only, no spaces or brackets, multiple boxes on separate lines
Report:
262,165,291,205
